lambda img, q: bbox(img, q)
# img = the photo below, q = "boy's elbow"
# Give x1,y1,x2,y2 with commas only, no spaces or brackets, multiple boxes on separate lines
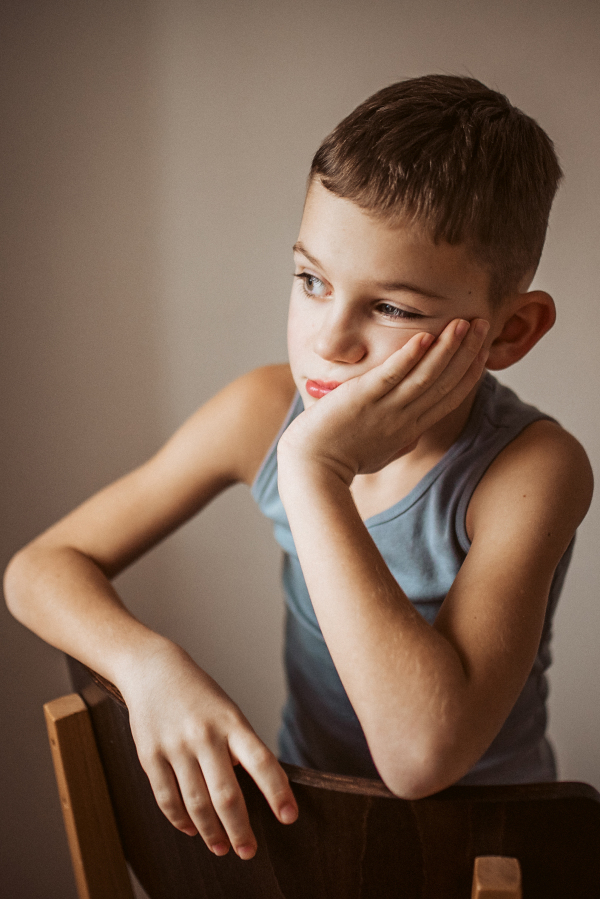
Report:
4,547,39,624
377,761,448,802
372,735,466,800
5,550,26,619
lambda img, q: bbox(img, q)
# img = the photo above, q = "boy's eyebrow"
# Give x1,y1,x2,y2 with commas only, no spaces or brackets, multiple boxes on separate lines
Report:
292,241,447,301
293,242,322,269
374,280,446,300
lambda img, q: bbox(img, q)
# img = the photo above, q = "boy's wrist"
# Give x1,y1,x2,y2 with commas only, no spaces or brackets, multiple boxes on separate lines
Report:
277,426,356,486
277,444,355,512
110,632,185,700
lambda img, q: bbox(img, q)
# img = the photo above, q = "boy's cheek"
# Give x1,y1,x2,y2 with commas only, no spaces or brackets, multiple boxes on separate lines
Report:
374,326,436,362
286,305,311,358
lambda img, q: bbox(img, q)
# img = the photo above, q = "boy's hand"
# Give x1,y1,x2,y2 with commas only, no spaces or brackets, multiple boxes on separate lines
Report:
119,641,297,859
278,318,489,483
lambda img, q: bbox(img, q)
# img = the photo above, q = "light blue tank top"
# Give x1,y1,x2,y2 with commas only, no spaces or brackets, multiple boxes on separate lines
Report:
251,373,573,785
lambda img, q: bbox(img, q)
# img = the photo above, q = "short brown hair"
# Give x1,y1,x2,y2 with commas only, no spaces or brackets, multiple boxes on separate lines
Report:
310,75,563,304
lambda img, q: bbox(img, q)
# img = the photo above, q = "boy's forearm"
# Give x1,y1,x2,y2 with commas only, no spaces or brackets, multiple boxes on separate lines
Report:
5,542,300,853
4,543,174,692
277,455,473,795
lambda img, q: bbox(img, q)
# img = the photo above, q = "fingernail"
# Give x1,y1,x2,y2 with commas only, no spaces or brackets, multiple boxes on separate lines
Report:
236,843,256,860
280,803,298,824
454,319,469,339
474,319,490,338
211,842,230,856
420,332,435,349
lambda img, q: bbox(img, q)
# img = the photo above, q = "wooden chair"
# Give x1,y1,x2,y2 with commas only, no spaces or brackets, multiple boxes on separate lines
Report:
44,657,600,899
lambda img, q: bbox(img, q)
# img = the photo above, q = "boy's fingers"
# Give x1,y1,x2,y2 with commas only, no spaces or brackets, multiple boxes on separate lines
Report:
415,346,489,432
173,756,239,852
361,330,436,400
364,318,474,403
190,747,258,859
140,723,296,860
144,755,201,838
428,319,489,400
232,731,299,827
394,318,488,404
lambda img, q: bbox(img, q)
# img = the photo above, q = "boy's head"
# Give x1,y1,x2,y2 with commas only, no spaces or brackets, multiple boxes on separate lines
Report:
309,75,562,306
289,76,560,402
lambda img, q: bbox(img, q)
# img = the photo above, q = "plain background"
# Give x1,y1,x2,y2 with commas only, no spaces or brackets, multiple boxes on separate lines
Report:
1,1,599,895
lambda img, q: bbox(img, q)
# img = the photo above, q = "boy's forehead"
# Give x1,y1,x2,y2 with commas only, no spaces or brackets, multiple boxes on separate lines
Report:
298,180,491,304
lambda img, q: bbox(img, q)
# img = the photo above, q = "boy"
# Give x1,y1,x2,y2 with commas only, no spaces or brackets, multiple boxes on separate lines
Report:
4,75,593,863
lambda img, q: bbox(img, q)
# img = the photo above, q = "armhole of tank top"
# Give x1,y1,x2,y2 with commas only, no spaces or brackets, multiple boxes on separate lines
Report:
455,413,555,555
251,391,302,499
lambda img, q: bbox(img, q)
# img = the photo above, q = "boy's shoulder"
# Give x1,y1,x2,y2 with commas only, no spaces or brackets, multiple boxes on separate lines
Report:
239,363,296,397
467,417,593,545
214,365,297,485
228,364,297,426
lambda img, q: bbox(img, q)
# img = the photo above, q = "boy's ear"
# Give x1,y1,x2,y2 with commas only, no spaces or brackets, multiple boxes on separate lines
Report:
485,291,556,371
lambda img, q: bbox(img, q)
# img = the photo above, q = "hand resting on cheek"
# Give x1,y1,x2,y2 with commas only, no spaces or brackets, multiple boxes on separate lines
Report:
278,317,490,485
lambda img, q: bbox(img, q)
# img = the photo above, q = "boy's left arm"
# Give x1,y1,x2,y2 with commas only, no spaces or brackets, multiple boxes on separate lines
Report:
277,333,592,798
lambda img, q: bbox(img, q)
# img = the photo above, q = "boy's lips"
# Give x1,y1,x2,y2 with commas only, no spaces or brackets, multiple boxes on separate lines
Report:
305,379,341,399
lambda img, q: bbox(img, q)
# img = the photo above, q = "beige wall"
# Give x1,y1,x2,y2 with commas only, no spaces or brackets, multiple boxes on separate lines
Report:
2,1,599,894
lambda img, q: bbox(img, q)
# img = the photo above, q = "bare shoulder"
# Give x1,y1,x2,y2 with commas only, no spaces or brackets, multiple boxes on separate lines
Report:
153,363,297,489
467,419,593,545
210,364,297,485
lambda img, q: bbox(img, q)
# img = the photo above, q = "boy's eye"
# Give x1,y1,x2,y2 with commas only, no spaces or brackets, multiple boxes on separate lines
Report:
376,302,423,320
294,273,328,298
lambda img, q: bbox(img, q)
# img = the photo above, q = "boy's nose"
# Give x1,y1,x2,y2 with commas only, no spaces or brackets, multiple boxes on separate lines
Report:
314,308,367,365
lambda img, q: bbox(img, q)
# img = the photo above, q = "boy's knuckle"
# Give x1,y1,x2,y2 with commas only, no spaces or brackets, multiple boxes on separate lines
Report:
433,380,451,400
187,721,216,749
412,372,431,392
381,369,401,388
213,785,241,813
186,792,212,819
156,790,183,819
247,743,274,770
161,734,184,755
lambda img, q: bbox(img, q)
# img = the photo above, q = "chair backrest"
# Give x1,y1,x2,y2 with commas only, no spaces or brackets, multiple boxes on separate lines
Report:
55,657,600,899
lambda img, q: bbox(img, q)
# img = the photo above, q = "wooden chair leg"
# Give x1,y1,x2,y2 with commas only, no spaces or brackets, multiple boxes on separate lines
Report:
471,856,522,899
44,694,134,899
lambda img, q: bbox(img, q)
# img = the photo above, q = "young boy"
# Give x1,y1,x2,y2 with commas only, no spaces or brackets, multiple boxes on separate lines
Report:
4,75,593,863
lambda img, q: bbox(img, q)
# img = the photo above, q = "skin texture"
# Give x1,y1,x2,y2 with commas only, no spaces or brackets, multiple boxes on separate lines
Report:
4,180,592,854
279,181,592,794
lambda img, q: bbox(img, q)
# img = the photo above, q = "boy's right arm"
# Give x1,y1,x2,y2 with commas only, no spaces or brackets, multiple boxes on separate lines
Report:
4,365,298,859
